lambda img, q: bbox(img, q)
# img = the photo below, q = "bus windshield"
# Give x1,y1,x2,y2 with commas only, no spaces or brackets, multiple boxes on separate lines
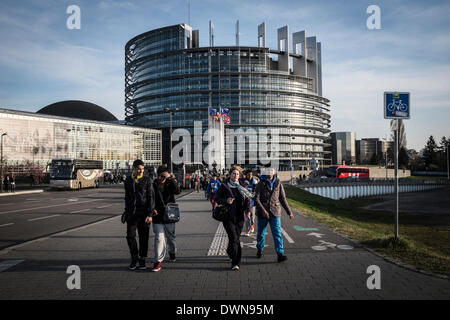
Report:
50,160,74,179
327,166,338,178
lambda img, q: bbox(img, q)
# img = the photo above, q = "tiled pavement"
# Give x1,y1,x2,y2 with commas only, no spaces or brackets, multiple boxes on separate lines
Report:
0,190,449,300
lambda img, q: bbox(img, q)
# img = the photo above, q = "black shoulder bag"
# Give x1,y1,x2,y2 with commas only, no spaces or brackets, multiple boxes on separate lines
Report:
157,186,181,223
212,204,229,222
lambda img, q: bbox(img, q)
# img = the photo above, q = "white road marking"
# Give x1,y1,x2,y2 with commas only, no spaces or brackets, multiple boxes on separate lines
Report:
207,223,228,256
0,199,102,215
281,227,295,243
97,204,112,209
0,259,25,272
0,223,14,227
0,215,121,256
70,209,90,214
306,232,325,238
28,214,61,222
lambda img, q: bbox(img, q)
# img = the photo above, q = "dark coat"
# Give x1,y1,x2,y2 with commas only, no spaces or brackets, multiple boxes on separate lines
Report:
153,177,181,224
124,175,155,218
254,176,293,218
215,178,251,222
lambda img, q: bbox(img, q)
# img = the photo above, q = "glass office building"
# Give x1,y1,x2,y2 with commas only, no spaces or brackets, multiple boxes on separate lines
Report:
0,108,162,174
125,23,331,169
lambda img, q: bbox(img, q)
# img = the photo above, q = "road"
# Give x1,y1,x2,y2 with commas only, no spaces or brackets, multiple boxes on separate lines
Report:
0,185,189,250
0,187,449,300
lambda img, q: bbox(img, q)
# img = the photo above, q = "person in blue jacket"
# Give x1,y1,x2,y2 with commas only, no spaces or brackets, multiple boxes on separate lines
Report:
205,174,221,209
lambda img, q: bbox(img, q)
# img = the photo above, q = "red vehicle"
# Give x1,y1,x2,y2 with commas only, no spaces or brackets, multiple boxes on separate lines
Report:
327,165,370,179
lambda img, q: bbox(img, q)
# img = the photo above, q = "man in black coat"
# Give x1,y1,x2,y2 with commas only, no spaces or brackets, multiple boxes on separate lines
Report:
124,159,155,270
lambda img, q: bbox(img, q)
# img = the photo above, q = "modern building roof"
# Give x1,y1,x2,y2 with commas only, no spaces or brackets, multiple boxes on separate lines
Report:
37,100,118,122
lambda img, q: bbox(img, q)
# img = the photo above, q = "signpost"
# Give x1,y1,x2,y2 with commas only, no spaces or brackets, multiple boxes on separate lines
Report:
384,92,410,241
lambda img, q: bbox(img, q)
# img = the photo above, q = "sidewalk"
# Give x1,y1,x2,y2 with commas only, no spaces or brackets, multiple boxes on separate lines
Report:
0,191,449,300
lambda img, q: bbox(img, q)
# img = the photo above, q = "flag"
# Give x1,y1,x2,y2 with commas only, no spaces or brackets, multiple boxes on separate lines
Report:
209,107,220,121
220,107,230,116
223,115,230,124
209,108,217,117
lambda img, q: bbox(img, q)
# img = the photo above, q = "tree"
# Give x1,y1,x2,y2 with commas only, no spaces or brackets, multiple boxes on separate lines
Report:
398,147,409,169
422,135,438,170
390,119,407,149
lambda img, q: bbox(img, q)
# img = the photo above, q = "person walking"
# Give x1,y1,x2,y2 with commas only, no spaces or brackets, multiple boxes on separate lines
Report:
10,174,16,193
151,165,181,272
243,169,258,236
195,176,200,193
215,166,252,271
124,160,154,270
254,167,294,262
3,175,10,192
205,174,221,209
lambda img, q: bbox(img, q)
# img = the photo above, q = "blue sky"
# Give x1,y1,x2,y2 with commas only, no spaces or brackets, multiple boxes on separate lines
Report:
0,0,449,150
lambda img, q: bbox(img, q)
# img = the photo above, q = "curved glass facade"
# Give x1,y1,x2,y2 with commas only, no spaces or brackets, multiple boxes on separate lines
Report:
125,24,331,169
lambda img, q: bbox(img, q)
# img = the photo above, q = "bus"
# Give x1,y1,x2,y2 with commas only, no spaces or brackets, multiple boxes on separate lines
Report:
49,159,103,190
326,165,370,179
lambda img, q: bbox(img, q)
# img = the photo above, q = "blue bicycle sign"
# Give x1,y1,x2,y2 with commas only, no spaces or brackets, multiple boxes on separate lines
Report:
384,92,410,119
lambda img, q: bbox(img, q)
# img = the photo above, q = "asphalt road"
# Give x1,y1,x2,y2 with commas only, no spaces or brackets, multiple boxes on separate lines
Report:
0,185,190,250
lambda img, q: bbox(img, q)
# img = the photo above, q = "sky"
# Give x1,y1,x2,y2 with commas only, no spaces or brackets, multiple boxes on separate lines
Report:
0,0,449,151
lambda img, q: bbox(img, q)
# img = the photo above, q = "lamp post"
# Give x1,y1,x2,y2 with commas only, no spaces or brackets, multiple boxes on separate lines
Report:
164,107,179,174
447,142,449,180
381,137,388,179
284,120,293,185
1,132,7,193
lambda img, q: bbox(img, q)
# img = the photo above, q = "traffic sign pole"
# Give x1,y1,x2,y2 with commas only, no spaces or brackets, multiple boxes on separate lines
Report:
394,122,399,240
385,92,410,242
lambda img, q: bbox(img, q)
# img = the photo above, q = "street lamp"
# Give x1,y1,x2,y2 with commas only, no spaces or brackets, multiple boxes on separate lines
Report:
446,142,449,180
381,137,388,179
1,132,7,193
164,107,179,174
284,120,293,185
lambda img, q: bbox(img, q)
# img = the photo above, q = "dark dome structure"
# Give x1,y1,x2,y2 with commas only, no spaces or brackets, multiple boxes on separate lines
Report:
37,100,118,122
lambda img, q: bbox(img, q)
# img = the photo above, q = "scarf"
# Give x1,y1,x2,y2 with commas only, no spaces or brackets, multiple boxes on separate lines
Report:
261,175,277,191
227,180,254,199
133,173,144,183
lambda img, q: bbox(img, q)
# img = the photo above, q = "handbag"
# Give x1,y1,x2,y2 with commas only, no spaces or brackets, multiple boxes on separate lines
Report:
157,187,181,223
212,204,229,222
164,202,181,223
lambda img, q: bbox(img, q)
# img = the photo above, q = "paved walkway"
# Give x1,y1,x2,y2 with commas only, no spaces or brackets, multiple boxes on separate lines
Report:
0,191,449,299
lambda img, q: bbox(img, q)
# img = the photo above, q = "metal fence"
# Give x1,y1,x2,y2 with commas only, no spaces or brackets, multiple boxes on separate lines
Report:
291,178,450,200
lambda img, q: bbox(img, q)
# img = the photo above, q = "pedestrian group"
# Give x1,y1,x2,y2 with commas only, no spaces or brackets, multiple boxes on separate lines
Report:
124,160,294,272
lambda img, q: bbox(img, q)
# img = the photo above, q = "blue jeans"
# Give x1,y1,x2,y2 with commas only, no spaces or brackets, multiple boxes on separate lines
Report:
256,215,284,255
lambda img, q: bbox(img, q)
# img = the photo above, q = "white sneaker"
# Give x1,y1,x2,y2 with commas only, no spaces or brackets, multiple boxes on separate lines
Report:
231,265,240,271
